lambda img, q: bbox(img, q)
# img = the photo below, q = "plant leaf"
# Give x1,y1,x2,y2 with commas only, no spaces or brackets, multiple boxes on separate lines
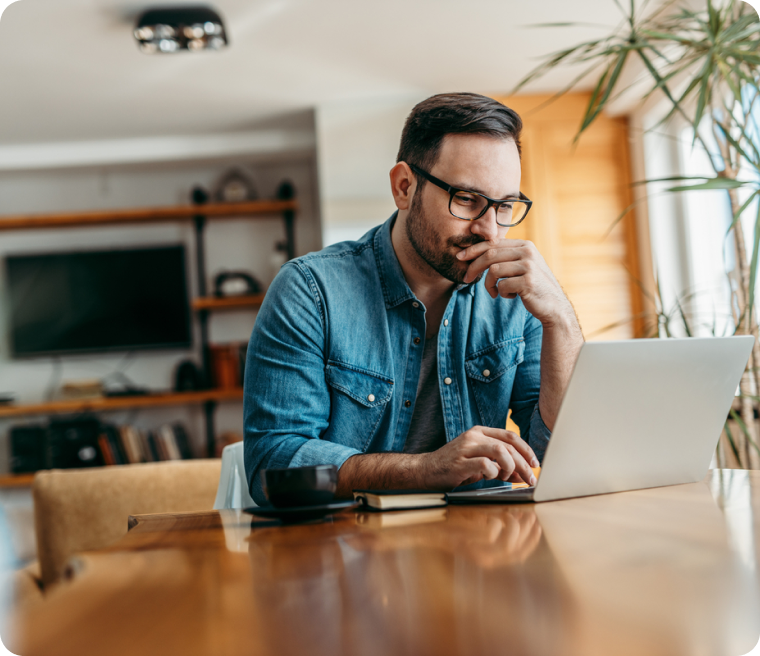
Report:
666,178,747,192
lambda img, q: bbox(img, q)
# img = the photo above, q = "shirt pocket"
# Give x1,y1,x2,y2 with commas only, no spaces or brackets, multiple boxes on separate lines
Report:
465,339,525,428
325,362,394,451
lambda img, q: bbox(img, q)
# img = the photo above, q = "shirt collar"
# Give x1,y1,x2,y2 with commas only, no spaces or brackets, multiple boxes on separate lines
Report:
373,213,476,310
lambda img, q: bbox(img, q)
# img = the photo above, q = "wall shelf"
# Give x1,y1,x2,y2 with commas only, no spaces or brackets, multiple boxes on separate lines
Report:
0,199,298,231
192,294,266,311
0,388,244,420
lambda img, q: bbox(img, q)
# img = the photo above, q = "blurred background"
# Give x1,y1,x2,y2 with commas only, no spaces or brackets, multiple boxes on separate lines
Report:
0,0,744,565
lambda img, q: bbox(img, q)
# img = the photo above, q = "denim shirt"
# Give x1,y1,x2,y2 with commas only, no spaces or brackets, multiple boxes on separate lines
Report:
244,214,551,504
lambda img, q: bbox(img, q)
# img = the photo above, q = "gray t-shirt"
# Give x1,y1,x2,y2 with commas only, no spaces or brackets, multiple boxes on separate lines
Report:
403,334,447,454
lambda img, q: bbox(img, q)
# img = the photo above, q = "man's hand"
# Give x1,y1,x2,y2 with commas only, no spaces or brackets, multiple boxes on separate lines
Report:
420,426,538,490
457,238,575,327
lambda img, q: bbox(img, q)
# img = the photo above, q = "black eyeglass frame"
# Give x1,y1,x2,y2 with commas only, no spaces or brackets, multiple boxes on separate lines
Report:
409,163,532,228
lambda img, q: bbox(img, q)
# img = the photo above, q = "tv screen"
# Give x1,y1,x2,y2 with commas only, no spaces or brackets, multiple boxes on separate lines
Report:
6,245,192,357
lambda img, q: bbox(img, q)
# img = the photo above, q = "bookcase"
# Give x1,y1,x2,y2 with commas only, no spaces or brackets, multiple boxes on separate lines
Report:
0,192,298,461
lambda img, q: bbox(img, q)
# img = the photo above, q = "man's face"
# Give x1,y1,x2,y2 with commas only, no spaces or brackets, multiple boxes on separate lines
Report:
405,133,521,284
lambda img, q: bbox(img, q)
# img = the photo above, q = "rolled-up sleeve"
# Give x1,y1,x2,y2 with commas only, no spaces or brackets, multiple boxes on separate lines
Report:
243,262,361,504
508,312,552,462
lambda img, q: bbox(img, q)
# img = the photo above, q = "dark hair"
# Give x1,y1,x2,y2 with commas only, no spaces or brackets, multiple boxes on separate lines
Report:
396,93,522,180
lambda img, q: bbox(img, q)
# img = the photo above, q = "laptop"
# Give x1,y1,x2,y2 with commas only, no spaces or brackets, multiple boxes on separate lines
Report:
447,336,754,504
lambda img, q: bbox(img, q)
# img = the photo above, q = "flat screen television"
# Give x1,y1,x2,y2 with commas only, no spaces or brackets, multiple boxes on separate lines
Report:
6,245,192,358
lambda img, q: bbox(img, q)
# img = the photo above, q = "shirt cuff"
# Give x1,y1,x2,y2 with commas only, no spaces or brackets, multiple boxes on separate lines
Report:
528,404,552,463
289,438,362,470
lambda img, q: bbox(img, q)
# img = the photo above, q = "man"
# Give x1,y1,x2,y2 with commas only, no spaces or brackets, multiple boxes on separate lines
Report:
244,93,583,504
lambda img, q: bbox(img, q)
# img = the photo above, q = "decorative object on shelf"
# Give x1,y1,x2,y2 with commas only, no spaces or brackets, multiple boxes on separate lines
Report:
214,168,258,203
134,6,228,54
209,343,246,390
60,380,103,401
175,360,203,392
213,270,262,298
9,424,46,473
191,185,209,205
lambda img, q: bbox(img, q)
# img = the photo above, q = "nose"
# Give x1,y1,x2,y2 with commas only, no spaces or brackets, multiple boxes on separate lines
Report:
469,205,500,242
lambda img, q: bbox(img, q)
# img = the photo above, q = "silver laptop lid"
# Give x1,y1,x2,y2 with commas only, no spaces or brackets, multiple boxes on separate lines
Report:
534,336,753,502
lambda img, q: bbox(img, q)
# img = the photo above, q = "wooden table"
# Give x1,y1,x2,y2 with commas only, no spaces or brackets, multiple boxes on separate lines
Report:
6,470,760,656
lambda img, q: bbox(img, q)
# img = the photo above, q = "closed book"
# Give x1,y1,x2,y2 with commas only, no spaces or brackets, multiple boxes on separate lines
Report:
119,426,138,464
142,431,159,462
105,425,127,465
145,431,161,461
158,425,181,460
353,489,447,511
97,433,115,466
131,427,149,463
171,423,194,460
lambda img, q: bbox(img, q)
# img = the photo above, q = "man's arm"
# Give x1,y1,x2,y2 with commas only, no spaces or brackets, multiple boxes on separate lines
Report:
536,311,584,430
336,426,539,497
458,238,584,431
243,263,362,504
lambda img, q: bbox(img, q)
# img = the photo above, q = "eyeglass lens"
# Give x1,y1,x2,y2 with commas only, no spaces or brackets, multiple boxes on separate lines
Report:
450,191,529,226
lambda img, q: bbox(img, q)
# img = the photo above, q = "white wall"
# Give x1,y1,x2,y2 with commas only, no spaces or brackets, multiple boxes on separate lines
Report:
316,95,425,246
0,144,321,471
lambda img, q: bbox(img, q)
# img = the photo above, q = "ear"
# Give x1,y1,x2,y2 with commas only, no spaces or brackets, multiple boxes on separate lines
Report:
389,162,416,211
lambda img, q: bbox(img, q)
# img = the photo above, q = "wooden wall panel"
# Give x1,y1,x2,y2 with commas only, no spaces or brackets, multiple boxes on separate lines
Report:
493,93,644,340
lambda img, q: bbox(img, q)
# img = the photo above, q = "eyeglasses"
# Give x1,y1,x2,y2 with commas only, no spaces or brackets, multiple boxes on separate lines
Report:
409,163,532,228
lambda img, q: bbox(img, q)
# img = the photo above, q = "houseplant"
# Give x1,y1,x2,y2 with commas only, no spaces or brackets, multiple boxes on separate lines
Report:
513,0,760,466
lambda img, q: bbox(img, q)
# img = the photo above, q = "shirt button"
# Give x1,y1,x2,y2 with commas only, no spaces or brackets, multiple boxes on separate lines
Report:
405,400,412,408
444,377,452,385
443,319,449,327
483,369,491,377
414,337,421,345
367,394,375,403
412,302,419,308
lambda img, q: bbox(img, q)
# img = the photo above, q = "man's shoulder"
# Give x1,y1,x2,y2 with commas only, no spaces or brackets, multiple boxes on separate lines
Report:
295,224,381,269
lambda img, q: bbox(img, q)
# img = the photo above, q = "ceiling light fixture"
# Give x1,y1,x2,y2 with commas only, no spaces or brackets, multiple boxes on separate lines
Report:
134,6,228,54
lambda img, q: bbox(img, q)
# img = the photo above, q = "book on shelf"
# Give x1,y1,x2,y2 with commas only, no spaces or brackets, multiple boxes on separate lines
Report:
158,424,181,460
97,433,115,466
103,425,127,465
171,423,194,459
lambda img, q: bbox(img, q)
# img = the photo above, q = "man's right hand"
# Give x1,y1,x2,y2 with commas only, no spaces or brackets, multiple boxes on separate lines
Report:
419,427,538,490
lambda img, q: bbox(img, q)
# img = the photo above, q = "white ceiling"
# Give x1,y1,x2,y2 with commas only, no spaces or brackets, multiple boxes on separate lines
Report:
0,0,643,146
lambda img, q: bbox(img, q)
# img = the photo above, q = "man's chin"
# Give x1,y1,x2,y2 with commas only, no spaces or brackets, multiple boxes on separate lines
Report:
438,260,482,286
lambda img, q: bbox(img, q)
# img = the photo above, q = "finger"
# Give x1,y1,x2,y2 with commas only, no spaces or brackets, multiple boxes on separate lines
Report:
463,438,516,481
456,448,502,484
461,248,523,285
456,239,526,263
505,444,536,485
479,427,539,467
492,276,524,300
485,268,526,299
483,262,526,295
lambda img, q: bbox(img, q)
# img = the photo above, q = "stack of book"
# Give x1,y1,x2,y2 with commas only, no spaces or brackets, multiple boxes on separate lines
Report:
97,423,195,465
9,417,196,472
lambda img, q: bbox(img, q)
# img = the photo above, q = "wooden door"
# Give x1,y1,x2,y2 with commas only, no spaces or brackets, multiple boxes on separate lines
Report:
493,93,644,340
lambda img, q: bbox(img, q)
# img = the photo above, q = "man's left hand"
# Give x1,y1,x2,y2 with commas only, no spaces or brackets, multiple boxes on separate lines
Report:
457,239,575,327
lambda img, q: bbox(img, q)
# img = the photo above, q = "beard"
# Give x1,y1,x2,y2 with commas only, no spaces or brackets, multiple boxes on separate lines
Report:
405,189,485,284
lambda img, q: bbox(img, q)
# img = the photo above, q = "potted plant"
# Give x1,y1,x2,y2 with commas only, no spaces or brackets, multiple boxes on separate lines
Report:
513,0,760,466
